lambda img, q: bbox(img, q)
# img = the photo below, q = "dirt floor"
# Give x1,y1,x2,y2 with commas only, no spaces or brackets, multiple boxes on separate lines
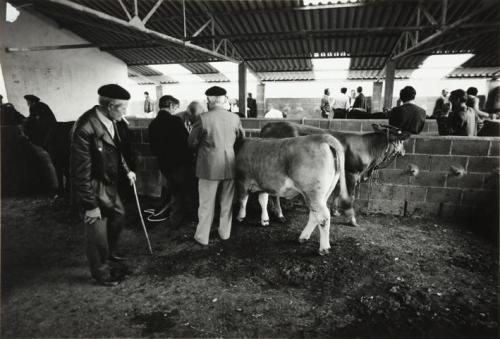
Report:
1,196,498,338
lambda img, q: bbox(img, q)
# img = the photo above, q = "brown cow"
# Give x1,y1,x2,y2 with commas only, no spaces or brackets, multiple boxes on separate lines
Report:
235,134,350,255
259,121,410,226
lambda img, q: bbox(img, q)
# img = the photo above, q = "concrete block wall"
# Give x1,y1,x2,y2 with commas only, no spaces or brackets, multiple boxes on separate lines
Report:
128,118,499,223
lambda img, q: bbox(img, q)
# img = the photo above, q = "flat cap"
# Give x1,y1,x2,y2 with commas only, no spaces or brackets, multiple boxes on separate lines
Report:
24,94,40,102
205,86,227,96
98,84,130,100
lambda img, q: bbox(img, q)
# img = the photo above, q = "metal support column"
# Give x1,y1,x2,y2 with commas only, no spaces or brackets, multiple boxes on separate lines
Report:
238,62,247,117
383,60,396,110
372,81,383,113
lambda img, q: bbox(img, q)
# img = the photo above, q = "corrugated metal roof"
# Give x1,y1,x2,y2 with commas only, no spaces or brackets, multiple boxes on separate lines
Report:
11,0,500,75
447,67,500,78
259,71,315,81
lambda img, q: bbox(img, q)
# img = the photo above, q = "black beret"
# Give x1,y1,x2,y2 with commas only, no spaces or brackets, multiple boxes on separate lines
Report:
98,84,130,100
205,86,227,96
24,94,40,102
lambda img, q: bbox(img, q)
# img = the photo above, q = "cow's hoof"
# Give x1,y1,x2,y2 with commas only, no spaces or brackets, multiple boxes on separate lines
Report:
236,217,245,223
260,219,270,227
298,237,308,244
332,210,341,217
318,248,330,256
277,216,287,223
349,220,359,227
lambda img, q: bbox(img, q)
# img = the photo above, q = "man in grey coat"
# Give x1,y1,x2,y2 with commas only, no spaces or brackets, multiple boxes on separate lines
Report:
188,86,244,246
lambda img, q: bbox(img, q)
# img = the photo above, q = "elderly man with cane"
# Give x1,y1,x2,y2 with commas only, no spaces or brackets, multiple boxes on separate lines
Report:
188,86,244,246
71,84,137,286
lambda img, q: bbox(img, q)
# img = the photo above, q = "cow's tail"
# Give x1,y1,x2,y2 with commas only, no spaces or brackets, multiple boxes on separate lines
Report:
325,135,352,213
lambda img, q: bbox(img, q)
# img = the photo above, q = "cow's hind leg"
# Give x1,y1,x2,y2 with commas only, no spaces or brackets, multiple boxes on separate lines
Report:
298,210,317,243
275,197,286,223
258,193,270,226
236,192,249,222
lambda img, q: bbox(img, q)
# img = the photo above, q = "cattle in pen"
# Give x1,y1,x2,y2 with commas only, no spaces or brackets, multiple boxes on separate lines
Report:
259,121,411,226
235,134,350,255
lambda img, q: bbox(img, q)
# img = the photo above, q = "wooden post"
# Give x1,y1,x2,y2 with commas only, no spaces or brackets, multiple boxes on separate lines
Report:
238,62,247,117
256,82,265,117
383,60,396,110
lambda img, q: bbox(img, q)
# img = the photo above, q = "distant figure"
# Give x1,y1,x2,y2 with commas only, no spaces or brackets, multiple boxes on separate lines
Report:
144,91,154,114
1,94,25,126
447,89,476,136
432,88,449,117
352,86,367,112
333,87,350,118
264,103,284,119
188,86,244,246
349,89,356,107
247,93,257,118
176,101,204,133
466,87,494,133
388,86,426,134
485,86,500,114
320,88,333,118
149,95,195,228
23,94,57,148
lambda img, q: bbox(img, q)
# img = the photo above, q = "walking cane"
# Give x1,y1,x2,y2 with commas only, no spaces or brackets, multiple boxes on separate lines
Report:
132,181,153,255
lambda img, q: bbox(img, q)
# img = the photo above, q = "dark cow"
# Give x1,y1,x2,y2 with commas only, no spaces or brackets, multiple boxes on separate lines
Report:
235,134,350,255
260,121,410,226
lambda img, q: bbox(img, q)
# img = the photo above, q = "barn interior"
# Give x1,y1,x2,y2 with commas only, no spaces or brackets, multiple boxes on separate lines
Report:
1,0,499,338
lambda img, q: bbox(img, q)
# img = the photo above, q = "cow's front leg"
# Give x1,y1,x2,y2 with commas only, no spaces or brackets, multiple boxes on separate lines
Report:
299,211,316,243
236,193,249,222
258,193,270,226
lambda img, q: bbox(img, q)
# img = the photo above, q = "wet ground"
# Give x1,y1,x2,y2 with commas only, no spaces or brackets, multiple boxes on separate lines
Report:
1,196,498,338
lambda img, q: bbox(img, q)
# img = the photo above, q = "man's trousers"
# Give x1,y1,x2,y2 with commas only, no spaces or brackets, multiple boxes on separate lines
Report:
194,178,235,245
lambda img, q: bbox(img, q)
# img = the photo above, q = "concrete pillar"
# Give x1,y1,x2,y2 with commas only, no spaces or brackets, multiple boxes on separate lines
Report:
372,81,383,113
0,0,8,100
155,85,163,110
238,62,247,117
383,60,396,110
256,82,265,117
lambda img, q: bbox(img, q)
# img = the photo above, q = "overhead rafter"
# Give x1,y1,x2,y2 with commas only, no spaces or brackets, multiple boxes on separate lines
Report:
42,0,242,64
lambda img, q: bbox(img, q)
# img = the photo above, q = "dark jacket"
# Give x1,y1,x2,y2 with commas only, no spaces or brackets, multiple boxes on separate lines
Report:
1,103,25,126
25,101,57,147
149,109,192,173
353,93,367,110
388,103,427,134
447,107,477,136
70,106,130,211
247,97,257,118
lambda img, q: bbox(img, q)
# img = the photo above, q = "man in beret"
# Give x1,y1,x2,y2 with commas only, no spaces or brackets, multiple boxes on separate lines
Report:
23,94,57,148
188,86,244,246
70,84,136,286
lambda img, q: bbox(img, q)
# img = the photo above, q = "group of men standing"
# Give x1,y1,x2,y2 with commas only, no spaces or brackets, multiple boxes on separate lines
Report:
70,84,243,286
320,86,367,119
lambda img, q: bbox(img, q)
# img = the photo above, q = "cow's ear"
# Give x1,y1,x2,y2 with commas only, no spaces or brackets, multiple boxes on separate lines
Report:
371,124,382,132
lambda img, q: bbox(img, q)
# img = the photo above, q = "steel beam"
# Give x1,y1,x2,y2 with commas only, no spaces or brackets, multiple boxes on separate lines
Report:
191,18,212,38
142,0,163,25
44,0,240,63
117,0,131,21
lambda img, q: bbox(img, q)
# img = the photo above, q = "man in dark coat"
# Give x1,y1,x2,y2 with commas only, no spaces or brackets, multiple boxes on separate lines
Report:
447,89,476,136
352,86,367,112
1,95,25,126
247,93,257,118
71,84,136,286
389,86,427,134
23,94,57,148
149,95,194,227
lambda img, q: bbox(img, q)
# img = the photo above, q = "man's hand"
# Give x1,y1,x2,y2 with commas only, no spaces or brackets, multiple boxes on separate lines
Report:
127,171,137,186
84,207,101,224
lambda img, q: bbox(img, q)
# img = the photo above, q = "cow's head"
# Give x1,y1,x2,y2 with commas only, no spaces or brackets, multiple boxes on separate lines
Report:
371,124,411,165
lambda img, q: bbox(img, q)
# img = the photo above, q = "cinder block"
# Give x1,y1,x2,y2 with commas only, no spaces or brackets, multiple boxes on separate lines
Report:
461,189,496,205
304,119,320,127
440,203,459,218
368,199,403,215
354,199,369,213
483,173,499,191
396,154,430,171
330,120,342,131
319,120,331,129
489,141,500,157
358,182,370,200
136,170,161,197
429,155,468,172
446,173,484,189
128,128,142,144
340,120,362,132
142,129,149,143
451,140,490,156
371,169,410,185
241,119,260,129
402,186,427,201
406,201,439,216
369,184,394,200
467,156,499,173
403,139,416,155
426,187,462,203
427,121,438,132
409,171,447,187
415,139,451,155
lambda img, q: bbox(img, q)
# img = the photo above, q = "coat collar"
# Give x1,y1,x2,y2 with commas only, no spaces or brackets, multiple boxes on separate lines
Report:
88,106,116,148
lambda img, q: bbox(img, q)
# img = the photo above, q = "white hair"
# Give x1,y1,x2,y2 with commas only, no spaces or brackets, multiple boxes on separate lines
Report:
207,95,228,109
